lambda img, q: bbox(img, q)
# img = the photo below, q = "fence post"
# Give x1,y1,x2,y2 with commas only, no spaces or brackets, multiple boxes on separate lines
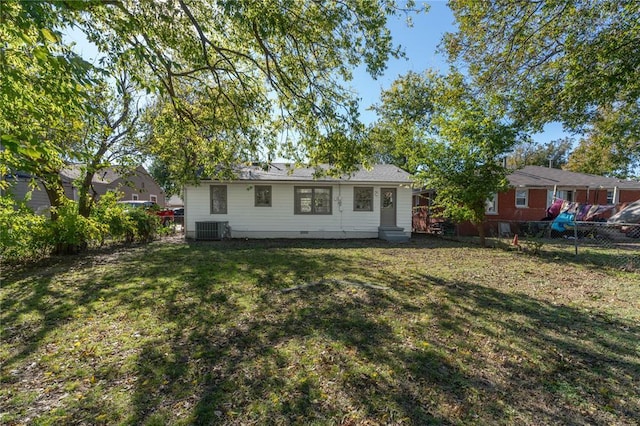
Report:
574,222,579,256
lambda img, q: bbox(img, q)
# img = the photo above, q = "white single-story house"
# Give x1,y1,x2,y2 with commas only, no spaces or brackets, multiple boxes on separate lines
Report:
183,163,413,241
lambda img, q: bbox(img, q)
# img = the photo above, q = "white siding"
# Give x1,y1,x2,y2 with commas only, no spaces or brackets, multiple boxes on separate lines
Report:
184,181,412,239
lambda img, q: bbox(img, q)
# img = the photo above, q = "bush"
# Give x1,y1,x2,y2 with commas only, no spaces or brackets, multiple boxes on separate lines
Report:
0,196,49,262
47,201,107,254
91,192,161,243
1,192,164,264
91,192,132,243
125,207,161,243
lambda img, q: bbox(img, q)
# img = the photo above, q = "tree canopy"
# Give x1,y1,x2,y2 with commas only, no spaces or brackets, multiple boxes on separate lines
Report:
74,0,420,176
507,137,573,169
367,71,435,173
370,70,522,246
3,0,423,191
444,0,640,136
1,1,94,186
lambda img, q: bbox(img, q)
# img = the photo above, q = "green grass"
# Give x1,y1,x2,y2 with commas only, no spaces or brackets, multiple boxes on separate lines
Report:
2,236,639,425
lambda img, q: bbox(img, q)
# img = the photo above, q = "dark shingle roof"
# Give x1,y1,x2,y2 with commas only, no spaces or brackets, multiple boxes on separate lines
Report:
508,166,640,189
61,164,144,184
218,163,412,184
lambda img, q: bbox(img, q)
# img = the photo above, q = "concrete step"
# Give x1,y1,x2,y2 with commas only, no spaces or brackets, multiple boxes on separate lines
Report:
378,227,410,242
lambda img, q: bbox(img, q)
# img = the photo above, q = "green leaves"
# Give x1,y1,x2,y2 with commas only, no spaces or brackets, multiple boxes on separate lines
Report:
445,0,640,136
370,70,521,245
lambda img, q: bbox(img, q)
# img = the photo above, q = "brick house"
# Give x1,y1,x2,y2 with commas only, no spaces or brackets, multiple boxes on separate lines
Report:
413,166,640,236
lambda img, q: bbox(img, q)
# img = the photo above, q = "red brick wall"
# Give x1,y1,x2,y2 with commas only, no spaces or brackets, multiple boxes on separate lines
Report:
454,188,640,237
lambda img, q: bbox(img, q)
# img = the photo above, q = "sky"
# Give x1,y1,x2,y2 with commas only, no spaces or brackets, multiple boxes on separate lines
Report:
349,0,569,144
64,0,568,145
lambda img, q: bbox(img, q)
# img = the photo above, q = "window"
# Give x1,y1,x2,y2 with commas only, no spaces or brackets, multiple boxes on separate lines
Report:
485,193,498,214
254,185,272,207
354,187,373,211
132,194,139,201
606,190,615,204
210,185,227,214
515,189,528,207
547,189,573,207
294,186,332,215
150,194,158,203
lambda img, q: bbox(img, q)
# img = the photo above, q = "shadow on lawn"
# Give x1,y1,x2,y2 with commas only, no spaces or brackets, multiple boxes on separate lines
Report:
2,240,639,424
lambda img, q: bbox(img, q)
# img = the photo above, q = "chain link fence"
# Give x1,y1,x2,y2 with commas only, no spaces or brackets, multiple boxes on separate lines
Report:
426,220,640,271
497,221,640,271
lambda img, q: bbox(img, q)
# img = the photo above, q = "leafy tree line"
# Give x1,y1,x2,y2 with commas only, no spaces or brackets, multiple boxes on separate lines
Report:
2,0,638,254
444,0,640,178
2,0,422,216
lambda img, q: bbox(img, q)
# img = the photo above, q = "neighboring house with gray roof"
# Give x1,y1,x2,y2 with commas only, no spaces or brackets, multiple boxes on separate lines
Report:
183,163,412,241
413,165,640,236
4,165,165,213
496,165,640,222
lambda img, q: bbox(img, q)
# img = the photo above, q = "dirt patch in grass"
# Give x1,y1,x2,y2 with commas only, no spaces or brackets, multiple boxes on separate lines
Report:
2,236,639,425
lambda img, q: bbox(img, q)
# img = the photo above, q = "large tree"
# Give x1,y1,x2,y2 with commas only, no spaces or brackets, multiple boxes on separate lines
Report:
73,72,146,217
444,0,640,165
70,0,421,175
564,102,640,178
1,1,94,217
367,71,435,173
371,71,521,246
507,137,574,169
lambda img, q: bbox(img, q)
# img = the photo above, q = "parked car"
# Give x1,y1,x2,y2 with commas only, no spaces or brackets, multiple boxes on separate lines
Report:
117,200,174,225
117,200,158,210
171,208,184,226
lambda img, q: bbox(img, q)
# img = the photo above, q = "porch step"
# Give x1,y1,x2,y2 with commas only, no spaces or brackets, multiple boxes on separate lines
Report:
378,226,410,243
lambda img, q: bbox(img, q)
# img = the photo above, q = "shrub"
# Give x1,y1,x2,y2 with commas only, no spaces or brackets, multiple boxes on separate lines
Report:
125,207,160,243
91,192,133,243
0,196,50,262
91,192,162,243
1,191,164,264
47,201,108,255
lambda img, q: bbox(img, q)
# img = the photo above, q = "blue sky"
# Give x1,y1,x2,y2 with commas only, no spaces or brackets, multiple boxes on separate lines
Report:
65,0,568,144
350,0,453,124
350,1,569,143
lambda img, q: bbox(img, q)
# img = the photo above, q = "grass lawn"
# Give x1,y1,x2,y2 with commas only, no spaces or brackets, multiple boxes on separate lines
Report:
2,236,639,425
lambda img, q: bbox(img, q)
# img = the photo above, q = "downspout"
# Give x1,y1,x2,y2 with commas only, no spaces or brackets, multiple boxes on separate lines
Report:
338,184,343,234
183,185,187,236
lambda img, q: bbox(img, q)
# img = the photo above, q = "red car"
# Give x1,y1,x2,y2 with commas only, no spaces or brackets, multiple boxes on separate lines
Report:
118,201,174,225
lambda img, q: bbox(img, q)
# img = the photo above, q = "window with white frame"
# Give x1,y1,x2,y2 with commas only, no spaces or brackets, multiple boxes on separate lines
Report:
294,186,332,214
353,187,373,211
606,190,614,204
210,185,227,214
132,194,139,201
254,185,272,207
485,193,498,214
150,194,157,203
515,189,528,207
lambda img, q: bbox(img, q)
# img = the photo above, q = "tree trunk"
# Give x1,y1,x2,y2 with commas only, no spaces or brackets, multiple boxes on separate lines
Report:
42,175,66,222
78,172,95,218
477,222,486,248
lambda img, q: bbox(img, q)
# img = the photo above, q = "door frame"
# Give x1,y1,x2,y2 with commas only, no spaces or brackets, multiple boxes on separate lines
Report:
380,187,397,227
